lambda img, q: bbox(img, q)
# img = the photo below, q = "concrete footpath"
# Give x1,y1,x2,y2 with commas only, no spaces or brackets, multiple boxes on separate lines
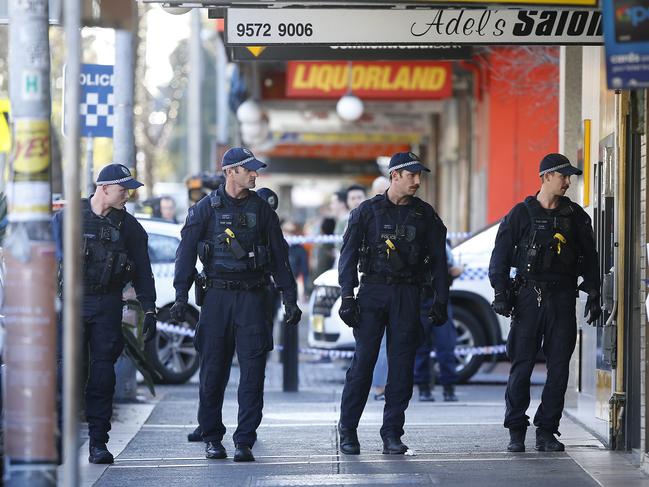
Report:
62,361,649,487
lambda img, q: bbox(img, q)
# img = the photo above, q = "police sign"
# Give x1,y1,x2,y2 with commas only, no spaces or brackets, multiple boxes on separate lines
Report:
226,8,603,45
79,64,114,138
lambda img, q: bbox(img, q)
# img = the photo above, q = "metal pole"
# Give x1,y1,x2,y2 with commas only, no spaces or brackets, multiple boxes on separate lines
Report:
114,29,135,171
6,0,57,485
113,26,138,402
85,137,94,196
62,0,82,484
216,31,228,148
188,8,203,174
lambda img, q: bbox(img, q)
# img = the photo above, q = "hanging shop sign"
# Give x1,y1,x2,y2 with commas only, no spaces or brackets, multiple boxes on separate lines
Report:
286,61,452,99
225,8,603,46
603,0,649,89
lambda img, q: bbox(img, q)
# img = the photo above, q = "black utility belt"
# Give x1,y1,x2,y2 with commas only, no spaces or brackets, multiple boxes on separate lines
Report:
361,274,421,285
204,277,267,291
84,283,123,295
515,276,576,291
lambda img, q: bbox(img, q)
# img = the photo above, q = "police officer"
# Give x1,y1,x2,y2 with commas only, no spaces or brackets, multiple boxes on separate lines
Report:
171,148,301,462
337,152,449,455
489,153,602,453
53,163,157,464
186,187,280,444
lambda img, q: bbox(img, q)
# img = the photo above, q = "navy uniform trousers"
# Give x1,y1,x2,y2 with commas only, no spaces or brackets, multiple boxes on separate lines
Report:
58,292,125,445
196,286,272,447
504,284,577,434
340,282,421,440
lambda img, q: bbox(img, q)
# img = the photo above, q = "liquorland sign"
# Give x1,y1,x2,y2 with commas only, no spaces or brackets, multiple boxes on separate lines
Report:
286,62,452,99
225,8,603,45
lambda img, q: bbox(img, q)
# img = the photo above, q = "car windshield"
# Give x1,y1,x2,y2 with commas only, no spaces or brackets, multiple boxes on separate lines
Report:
147,233,180,264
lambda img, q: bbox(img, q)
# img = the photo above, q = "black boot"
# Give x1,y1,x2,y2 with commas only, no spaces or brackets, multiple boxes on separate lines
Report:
535,429,565,452
338,421,360,455
205,441,227,459
382,436,408,455
507,428,526,452
443,385,458,402
187,425,202,442
88,442,114,464
234,444,255,462
418,384,435,402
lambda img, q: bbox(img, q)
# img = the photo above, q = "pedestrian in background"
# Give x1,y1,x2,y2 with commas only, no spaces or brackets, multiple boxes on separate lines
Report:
170,148,301,462
53,164,157,464
489,153,601,453
337,151,449,455
159,195,179,223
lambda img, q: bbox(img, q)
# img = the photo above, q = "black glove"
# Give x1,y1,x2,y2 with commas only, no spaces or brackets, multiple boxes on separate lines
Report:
492,288,513,317
338,297,360,328
584,290,602,325
284,302,302,326
143,312,157,343
169,301,187,324
428,301,448,327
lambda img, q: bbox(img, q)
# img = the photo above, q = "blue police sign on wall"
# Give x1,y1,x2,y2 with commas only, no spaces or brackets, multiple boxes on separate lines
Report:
603,0,649,89
80,64,114,138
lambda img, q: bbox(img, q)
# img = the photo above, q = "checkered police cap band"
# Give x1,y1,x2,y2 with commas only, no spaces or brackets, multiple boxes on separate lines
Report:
224,156,255,169
390,160,421,173
96,176,134,186
539,163,570,176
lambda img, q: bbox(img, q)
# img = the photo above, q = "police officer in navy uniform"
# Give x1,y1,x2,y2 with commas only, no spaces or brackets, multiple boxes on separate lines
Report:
53,164,157,464
489,153,602,453
337,152,449,455
170,148,301,462
186,186,280,444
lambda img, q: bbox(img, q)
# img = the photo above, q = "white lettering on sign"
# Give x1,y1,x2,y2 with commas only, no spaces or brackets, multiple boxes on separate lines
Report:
79,73,114,87
225,8,603,46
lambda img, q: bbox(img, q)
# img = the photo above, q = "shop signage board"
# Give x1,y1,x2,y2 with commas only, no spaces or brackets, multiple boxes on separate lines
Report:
603,0,649,89
226,8,603,45
286,61,452,99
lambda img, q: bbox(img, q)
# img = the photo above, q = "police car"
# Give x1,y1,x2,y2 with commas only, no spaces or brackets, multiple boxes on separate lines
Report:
308,223,507,383
138,217,200,384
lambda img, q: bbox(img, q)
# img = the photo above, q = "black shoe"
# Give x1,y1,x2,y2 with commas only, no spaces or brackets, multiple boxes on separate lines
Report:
507,428,526,452
338,422,360,455
443,385,458,402
205,441,227,459
382,436,408,455
233,444,255,462
88,443,114,464
188,425,202,442
418,384,435,402
535,429,565,452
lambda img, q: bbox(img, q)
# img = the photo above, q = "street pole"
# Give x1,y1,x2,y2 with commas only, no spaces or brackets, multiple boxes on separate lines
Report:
215,29,228,165
6,0,57,485
113,25,138,402
61,0,82,484
188,8,203,174
85,136,94,196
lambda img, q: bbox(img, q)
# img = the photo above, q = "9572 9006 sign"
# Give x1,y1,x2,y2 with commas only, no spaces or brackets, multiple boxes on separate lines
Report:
235,22,313,38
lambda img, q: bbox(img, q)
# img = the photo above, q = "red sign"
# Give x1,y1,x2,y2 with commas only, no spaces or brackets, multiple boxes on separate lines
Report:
286,61,452,100
260,143,411,160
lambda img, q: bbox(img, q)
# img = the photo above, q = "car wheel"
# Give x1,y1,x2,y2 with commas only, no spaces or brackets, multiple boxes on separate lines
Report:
452,307,487,383
145,306,199,384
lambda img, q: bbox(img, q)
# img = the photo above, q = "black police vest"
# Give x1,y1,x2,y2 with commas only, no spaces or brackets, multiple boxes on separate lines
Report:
360,196,428,280
198,191,270,275
81,200,132,293
515,196,580,278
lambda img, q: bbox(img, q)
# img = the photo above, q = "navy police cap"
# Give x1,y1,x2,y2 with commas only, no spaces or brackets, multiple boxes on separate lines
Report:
222,147,267,171
96,163,143,189
539,153,582,176
388,152,430,174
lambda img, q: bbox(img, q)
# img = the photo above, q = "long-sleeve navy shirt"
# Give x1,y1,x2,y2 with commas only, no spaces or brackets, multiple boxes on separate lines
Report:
173,185,297,304
338,193,449,303
52,202,157,313
489,195,600,293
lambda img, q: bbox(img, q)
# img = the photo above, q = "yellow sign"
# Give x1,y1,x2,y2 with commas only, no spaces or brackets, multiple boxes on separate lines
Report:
0,99,10,153
13,119,50,175
246,46,267,57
